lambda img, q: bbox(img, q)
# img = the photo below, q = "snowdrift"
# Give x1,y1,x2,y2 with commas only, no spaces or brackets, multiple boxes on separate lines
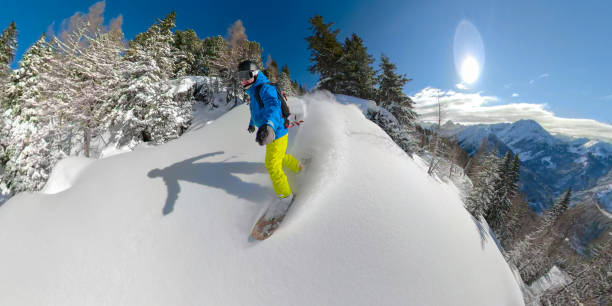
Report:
0,91,523,305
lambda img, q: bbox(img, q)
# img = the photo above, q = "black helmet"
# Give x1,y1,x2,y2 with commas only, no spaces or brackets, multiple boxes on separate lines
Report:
238,60,258,72
237,60,259,88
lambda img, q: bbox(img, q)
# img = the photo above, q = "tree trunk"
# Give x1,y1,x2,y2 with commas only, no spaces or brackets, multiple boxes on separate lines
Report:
83,128,90,158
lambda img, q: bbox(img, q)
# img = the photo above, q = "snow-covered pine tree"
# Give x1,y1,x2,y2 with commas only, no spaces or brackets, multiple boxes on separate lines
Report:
113,14,193,146
367,107,417,156
501,154,523,246
548,188,571,222
306,15,343,93
465,139,489,178
6,34,54,116
0,21,17,78
278,71,296,97
278,65,299,94
0,34,59,196
376,54,417,127
366,54,418,158
173,29,205,75
540,238,611,305
465,151,500,218
338,33,376,100
0,116,65,194
509,155,520,194
509,188,573,284
0,21,18,113
130,12,188,79
202,35,225,76
486,151,513,239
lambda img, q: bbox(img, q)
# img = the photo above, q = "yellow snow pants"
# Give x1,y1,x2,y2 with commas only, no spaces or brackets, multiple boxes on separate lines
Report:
265,134,300,198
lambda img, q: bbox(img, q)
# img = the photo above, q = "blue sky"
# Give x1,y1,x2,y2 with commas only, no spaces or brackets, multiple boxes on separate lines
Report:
2,0,611,139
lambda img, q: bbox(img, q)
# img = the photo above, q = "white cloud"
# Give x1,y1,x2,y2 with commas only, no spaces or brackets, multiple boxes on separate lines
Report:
529,73,549,86
411,87,612,142
456,83,468,90
512,93,519,97
504,83,512,89
602,94,612,101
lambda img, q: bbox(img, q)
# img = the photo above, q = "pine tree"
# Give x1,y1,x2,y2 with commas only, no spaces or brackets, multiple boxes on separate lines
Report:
540,238,611,305
174,29,205,75
4,34,53,115
508,188,573,285
507,154,520,199
0,21,17,77
501,154,523,245
338,33,376,100
281,64,290,77
0,21,18,111
129,12,188,78
278,71,296,96
291,79,300,95
280,64,300,95
114,16,193,146
0,116,65,194
376,54,416,126
377,55,410,105
306,15,343,93
486,151,513,237
465,151,500,217
544,188,571,227
202,35,225,76
0,34,64,195
367,106,417,156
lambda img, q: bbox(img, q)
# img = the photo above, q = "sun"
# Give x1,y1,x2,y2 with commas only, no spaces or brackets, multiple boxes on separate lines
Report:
460,56,480,84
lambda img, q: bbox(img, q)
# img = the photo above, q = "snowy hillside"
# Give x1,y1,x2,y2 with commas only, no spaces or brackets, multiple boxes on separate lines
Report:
0,92,523,305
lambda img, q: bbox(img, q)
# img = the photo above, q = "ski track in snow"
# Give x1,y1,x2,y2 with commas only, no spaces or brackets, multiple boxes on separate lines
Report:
0,91,524,306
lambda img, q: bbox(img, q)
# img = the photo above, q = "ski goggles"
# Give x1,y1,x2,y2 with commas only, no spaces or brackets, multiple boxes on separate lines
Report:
238,70,255,81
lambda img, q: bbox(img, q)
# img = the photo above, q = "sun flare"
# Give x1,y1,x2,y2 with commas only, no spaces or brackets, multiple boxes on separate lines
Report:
460,56,480,84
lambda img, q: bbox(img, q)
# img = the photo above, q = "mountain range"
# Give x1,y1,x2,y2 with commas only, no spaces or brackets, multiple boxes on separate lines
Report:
439,119,612,213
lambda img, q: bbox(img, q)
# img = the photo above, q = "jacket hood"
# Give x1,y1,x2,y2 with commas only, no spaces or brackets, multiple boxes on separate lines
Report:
248,71,269,92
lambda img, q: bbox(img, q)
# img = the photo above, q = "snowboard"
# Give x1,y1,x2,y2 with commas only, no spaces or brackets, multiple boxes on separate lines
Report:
250,195,296,240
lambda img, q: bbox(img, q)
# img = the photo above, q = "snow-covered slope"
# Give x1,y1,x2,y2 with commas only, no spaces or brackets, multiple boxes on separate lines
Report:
0,91,523,305
39,157,95,194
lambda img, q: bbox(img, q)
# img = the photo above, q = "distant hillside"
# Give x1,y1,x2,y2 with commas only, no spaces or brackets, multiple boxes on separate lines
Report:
439,120,612,213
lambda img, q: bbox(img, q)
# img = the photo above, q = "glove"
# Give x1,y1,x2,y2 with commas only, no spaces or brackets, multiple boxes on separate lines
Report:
256,125,275,146
248,125,256,133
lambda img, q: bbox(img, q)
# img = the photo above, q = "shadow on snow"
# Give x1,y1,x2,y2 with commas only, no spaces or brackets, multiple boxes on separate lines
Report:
148,151,269,215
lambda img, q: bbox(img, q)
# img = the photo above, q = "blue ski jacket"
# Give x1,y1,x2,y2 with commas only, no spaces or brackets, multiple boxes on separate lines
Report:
246,72,288,140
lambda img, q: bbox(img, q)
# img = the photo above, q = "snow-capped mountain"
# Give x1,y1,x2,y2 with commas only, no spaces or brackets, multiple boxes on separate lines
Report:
441,120,612,212
0,92,523,305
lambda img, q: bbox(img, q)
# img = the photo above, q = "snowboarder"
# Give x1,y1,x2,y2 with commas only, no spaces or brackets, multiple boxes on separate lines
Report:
238,60,302,239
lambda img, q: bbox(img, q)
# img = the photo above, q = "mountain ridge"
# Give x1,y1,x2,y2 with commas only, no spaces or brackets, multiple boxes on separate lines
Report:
439,120,612,212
